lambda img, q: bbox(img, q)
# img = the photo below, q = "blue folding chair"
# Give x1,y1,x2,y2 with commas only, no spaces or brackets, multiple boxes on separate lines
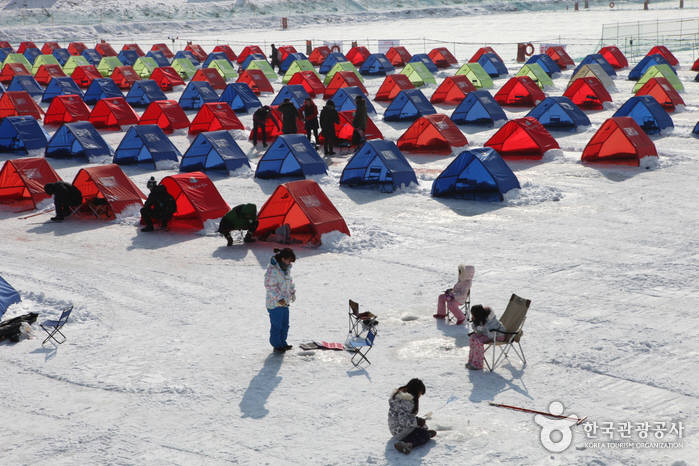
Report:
347,329,376,367
40,305,73,345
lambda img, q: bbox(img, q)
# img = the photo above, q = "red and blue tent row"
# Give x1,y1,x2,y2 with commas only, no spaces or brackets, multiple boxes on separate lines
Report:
125,79,167,108
122,43,145,56
323,71,368,99
494,76,546,107
339,139,417,193
0,116,48,153
150,66,185,91
151,43,174,59
383,89,436,122
113,125,182,168
192,67,227,91
277,45,298,63
598,45,628,69
396,113,468,154
185,43,208,63
469,46,502,64
375,74,415,102
484,117,559,160
41,41,61,54
249,106,304,144
544,45,575,70
179,81,219,110
139,100,190,133
0,63,30,84
237,45,264,64
430,75,477,105
188,102,244,135
646,45,678,67
386,46,412,67
308,46,331,66
71,65,102,88
0,157,60,209
219,82,262,113
581,116,658,167
45,121,113,161
0,91,44,119
95,41,118,57
68,41,88,56
526,96,590,131
612,95,673,135
254,179,350,245
254,134,327,179
41,76,83,103
180,130,249,174
318,110,383,149
17,41,38,54
237,68,274,94
212,44,237,62
89,97,139,130
635,77,684,112
428,47,458,69
160,172,229,230
44,94,91,125
287,71,325,98
111,65,141,89
346,46,371,66
34,64,66,85
563,76,612,110
72,164,146,218
83,77,123,104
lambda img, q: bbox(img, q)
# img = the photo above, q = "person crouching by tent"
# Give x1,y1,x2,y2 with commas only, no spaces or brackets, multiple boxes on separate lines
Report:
252,106,276,148
278,98,299,134
140,176,176,232
301,98,319,148
320,100,339,155
389,378,437,455
433,264,474,325
352,95,368,146
264,248,296,353
218,203,258,246
466,304,506,371
44,181,82,222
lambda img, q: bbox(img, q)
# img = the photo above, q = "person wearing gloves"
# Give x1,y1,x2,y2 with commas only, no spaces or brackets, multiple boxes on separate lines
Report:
466,304,506,370
264,248,296,353
388,378,437,455
433,264,474,325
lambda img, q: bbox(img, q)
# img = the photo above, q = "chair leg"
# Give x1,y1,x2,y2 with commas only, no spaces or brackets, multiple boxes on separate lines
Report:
40,325,66,345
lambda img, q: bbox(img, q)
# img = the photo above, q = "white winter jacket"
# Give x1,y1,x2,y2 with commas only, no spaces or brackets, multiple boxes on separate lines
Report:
472,310,506,340
264,257,296,310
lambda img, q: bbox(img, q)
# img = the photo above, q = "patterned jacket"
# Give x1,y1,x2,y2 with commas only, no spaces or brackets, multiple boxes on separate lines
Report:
388,390,418,440
264,257,296,310
472,310,506,340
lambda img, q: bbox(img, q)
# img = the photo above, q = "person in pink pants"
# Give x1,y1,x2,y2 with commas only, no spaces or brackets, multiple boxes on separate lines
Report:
466,304,506,370
434,265,474,325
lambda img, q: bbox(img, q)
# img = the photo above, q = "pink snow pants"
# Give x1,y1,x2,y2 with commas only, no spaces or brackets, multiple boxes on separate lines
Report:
435,294,465,322
468,333,505,369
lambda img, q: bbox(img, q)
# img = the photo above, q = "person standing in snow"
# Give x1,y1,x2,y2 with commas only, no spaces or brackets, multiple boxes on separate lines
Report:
433,265,474,325
278,98,299,134
301,98,319,147
270,43,280,72
388,378,436,455
252,105,275,148
264,248,296,353
319,100,339,155
352,95,368,146
465,304,506,371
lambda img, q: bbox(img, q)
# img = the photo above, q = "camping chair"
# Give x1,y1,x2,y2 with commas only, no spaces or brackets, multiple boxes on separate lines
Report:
483,294,531,372
40,304,73,345
346,329,377,367
348,299,377,338
447,290,470,325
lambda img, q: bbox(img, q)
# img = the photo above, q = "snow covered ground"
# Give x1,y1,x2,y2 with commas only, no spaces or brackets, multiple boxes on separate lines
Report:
1,1,698,464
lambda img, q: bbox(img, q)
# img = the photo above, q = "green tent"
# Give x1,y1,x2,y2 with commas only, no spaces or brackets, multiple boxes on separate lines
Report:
323,61,363,86
3,53,32,71
246,59,277,81
171,58,197,80
633,64,683,93
567,63,615,93
455,62,494,89
208,59,238,80
399,62,436,87
31,54,61,74
515,63,553,89
282,59,319,84
133,56,158,78
97,56,124,77
62,55,90,75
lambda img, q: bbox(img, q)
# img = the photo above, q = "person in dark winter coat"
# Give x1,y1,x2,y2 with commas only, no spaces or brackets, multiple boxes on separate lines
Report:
278,98,299,134
352,95,368,146
218,203,258,246
43,181,82,222
301,98,319,146
388,378,436,455
264,248,296,353
140,177,176,232
270,44,280,72
252,105,275,147
319,100,340,155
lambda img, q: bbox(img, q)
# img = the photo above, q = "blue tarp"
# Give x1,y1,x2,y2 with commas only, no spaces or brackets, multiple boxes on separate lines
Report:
280,53,307,73
178,81,219,110
83,78,123,105
383,89,436,122
628,54,675,80
7,75,43,97
359,53,395,76
255,134,327,179
218,82,262,113
203,52,232,68
478,53,509,77
125,79,168,107
271,84,311,109
117,49,140,67
45,121,113,160
0,116,49,153
319,52,349,74
331,86,375,114
525,54,560,77
574,53,616,77
526,96,590,130
408,54,438,73
180,130,250,173
613,95,674,135
451,90,507,126
0,275,21,318
52,48,71,66
81,49,102,65
113,125,181,166
146,50,170,67
173,50,200,66
340,140,417,193
41,76,83,103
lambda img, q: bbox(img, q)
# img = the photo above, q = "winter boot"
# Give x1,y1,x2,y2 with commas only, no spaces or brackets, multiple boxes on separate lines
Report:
50,216,64,222
243,232,256,243
141,225,154,232
394,441,412,454
428,430,437,438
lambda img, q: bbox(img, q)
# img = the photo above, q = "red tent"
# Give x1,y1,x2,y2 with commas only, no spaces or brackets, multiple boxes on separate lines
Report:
494,76,546,107
72,164,146,217
646,45,678,66
122,43,145,56
89,96,139,129
185,43,208,63
41,41,61,55
544,45,575,70
71,65,102,88
323,71,367,99
469,46,502,63
346,46,370,66
277,45,297,63
150,66,185,91
254,179,350,245
17,41,38,54
563,76,612,110
693,57,699,71
95,42,118,57
139,100,190,133
318,110,383,147
0,63,31,84
160,172,230,230
634,77,684,112
581,117,658,166
386,46,412,67
213,45,237,62
0,91,44,119
237,45,264,64
397,114,468,154
68,42,88,56
44,94,91,125
485,117,559,160
287,71,325,97
308,46,331,66
430,75,476,105
189,102,244,134
237,69,273,94
34,64,66,85
0,41,12,50
111,66,141,89
428,47,458,68
151,43,174,59
598,45,628,69
0,158,61,209
249,106,304,143
374,74,415,101
192,67,227,90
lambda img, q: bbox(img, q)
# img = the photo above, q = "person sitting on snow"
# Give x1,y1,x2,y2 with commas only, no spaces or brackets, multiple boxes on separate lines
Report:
218,203,258,246
140,177,176,232
43,181,83,222
433,265,474,325
388,378,437,455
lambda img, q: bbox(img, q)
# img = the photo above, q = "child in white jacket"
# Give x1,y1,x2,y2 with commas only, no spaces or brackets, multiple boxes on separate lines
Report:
264,248,296,352
466,304,506,370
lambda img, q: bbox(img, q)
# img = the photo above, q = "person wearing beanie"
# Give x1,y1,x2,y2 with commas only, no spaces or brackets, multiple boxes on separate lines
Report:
264,248,296,352
140,177,176,232
388,378,437,454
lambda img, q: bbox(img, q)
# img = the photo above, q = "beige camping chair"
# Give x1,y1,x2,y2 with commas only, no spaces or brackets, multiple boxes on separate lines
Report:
483,293,531,371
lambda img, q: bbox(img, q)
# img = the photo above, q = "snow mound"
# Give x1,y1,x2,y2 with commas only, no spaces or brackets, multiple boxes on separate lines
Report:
503,181,563,205
319,224,398,252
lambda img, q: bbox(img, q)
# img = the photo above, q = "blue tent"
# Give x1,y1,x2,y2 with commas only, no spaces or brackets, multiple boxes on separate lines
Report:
271,84,310,108
695,72,699,83
525,54,560,77
280,52,307,73
431,147,519,201
8,75,43,97
359,53,395,76
628,54,675,80
203,51,232,68
331,86,375,114
23,47,41,64
340,140,417,192
41,76,83,103
52,48,71,66
178,81,219,110
526,96,590,130
478,53,509,77
0,116,49,153
173,50,200,66
613,95,673,135
113,125,181,167
45,121,113,160
408,53,438,73
81,49,102,65
146,50,170,67
83,78,123,105
181,130,250,173
218,82,262,113
451,90,507,126
574,53,616,77
0,275,21,318
693,121,699,137
383,89,436,122
241,53,267,70
319,52,349,74
125,79,167,107
255,134,327,179
0,48,12,62
117,49,140,67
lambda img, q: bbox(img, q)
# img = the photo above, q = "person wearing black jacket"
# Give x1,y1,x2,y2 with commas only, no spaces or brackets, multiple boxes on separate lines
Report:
140,177,176,232
252,105,275,147
352,95,368,147
270,44,280,72
278,99,299,134
301,98,319,147
319,100,340,155
43,181,83,222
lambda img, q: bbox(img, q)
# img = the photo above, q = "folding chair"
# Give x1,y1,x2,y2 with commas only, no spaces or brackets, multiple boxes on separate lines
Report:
40,305,73,345
348,299,376,338
446,290,470,325
483,294,531,372
347,329,377,367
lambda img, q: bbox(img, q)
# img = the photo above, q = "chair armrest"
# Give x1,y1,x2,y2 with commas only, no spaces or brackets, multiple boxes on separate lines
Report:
493,329,519,335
